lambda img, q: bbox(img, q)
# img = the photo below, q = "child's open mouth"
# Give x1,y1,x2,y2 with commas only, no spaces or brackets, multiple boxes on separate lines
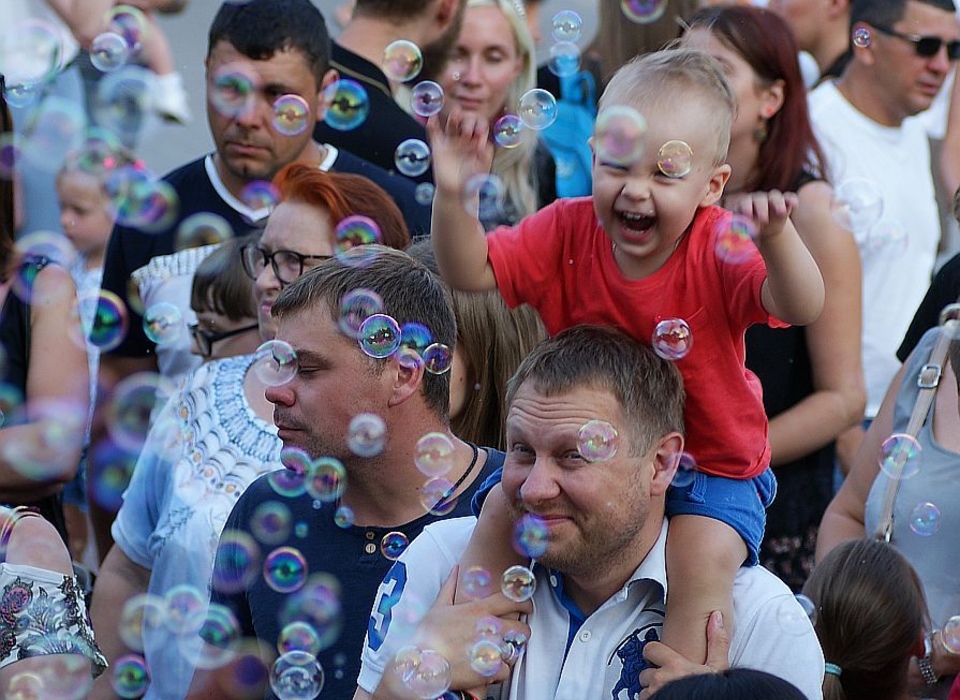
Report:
617,211,656,235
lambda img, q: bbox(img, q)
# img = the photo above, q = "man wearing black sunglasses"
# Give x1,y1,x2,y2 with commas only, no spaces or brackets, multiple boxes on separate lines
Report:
808,0,959,476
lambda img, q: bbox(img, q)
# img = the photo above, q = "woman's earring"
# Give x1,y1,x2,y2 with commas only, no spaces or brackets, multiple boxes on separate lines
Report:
754,121,768,143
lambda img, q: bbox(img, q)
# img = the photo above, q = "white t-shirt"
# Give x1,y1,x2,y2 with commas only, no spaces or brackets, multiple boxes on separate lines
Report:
358,518,825,700
808,81,941,417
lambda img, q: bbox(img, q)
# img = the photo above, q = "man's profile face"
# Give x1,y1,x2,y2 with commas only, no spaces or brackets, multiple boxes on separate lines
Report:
205,40,329,188
500,382,656,579
866,0,960,121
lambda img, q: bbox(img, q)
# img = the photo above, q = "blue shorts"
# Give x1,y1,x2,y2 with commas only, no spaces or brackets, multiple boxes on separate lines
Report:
665,467,776,566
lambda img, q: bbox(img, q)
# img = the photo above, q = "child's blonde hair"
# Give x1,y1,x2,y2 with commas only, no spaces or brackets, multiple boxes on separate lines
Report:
598,48,737,166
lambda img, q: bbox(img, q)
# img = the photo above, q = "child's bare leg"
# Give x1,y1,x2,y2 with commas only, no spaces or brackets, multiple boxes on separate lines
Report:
455,483,525,604
136,11,175,75
661,514,745,664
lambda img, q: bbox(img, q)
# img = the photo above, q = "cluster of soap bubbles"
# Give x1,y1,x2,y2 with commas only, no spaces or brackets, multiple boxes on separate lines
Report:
89,5,150,73
547,10,583,78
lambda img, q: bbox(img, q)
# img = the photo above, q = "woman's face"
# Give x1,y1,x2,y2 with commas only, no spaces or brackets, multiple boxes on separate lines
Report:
683,28,783,149
441,5,524,123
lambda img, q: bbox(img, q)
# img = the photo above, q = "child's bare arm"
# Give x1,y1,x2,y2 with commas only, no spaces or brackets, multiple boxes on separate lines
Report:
660,514,743,666
426,111,498,292
734,190,825,326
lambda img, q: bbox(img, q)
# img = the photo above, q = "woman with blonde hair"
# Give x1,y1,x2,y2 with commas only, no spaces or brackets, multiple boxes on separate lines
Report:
438,0,555,228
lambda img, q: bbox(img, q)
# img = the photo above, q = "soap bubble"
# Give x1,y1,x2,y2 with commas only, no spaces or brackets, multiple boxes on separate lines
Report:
211,64,256,118
501,565,537,602
164,584,206,635
383,40,423,83
494,114,524,149
548,42,581,78
878,433,922,480
462,566,493,600
273,94,311,136
279,621,323,657
381,531,410,560
395,139,431,178
338,288,383,339
21,96,86,173
91,32,130,72
414,432,455,477
269,651,324,700
252,340,298,386
176,212,233,251
195,603,241,670
518,89,558,130
420,477,457,516
347,413,387,458
469,639,504,677
423,343,452,374
106,372,170,452
212,530,261,594
652,317,693,360
411,81,444,118
866,219,907,255
670,452,697,489
264,547,309,593
106,5,149,54
142,302,183,345
251,501,293,545
0,19,63,87
400,322,433,354
464,173,506,222
334,505,354,528
305,457,346,503
415,183,435,206
908,501,941,536
513,513,548,558
335,215,381,258
322,79,369,131
715,214,758,264
621,0,668,23
594,106,647,167
93,66,158,144
358,313,402,358
111,654,150,698
552,10,583,42
831,178,884,233
943,616,960,654
577,419,619,462
240,180,279,212
852,27,871,48
657,140,693,178
390,647,452,700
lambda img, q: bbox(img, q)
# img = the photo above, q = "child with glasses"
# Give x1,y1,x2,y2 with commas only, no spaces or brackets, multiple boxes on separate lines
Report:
189,234,261,362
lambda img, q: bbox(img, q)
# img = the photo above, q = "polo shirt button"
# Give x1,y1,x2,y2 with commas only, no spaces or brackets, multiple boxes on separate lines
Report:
364,543,377,554
579,630,591,642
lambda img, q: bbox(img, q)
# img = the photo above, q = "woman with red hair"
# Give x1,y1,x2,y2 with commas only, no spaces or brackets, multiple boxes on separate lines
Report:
684,5,866,590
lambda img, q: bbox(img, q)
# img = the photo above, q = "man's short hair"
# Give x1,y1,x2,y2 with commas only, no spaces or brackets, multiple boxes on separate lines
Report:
851,0,957,29
208,0,331,84
505,326,685,455
354,0,436,21
272,246,457,419
598,48,736,166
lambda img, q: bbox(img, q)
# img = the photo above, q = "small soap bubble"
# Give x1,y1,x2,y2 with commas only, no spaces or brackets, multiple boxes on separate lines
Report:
577,419,619,462
415,183,435,206
908,501,941,536
273,94,311,136
277,574,342,652
552,10,583,42
381,531,410,560
475,616,503,640
252,340,298,386
831,178,884,234
176,212,233,251
494,114,524,149
411,81,444,118
548,42,581,78
878,433,922,480
106,5,148,54
335,215,381,259
91,32,129,72
464,173,506,222
111,654,150,699
143,301,183,345
400,322,433,354
15,229,78,272
670,452,697,489
106,373,169,452
395,139,431,178
594,106,647,167
414,432,455,477
119,593,166,652
338,289,384,339
866,219,907,255
270,650,324,700
279,622,323,657
777,594,817,636
164,584,206,635
305,457,346,502
278,447,311,480
501,565,537,602
104,164,179,232
211,65,256,118
251,501,293,545
852,27,871,48
348,413,387,458
652,317,693,360
462,566,493,600
621,0,668,23
88,441,137,512
420,477,457,515
518,89,558,130
513,513,548,559
715,214,758,264
195,604,241,670
469,639,504,677
657,140,693,178
943,616,960,654
383,40,423,83
3,82,41,109
358,313,402,358
423,343,452,374
240,180,279,212
212,530,261,594
334,505,355,528
264,546,309,594
93,66,158,144
323,79,369,131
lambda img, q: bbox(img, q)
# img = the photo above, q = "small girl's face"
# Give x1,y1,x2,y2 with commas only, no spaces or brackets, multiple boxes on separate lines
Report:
57,170,114,258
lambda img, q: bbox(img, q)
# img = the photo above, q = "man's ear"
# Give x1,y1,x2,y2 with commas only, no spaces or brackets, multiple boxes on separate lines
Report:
649,433,684,497
435,0,459,28
386,354,426,408
314,68,339,123
850,22,877,67
699,163,731,208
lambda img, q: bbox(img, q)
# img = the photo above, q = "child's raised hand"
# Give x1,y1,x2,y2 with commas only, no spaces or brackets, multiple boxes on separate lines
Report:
727,190,799,241
427,109,494,197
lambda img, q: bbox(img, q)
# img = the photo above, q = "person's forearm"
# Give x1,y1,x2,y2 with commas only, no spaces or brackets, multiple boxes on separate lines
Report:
431,191,492,292
758,220,825,325
814,509,865,563
767,389,862,466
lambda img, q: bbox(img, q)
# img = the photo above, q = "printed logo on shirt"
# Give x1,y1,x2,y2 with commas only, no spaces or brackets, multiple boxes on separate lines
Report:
609,622,660,700
368,561,407,652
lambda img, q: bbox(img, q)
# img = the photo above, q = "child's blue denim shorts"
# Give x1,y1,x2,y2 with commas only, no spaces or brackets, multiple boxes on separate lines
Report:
665,466,777,566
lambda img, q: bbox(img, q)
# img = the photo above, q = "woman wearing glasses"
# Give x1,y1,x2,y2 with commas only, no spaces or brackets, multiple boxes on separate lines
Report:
89,164,411,700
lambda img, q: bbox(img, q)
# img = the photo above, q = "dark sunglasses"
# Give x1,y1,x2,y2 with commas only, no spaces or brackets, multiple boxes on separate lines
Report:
871,24,960,60
189,322,259,358
240,243,331,285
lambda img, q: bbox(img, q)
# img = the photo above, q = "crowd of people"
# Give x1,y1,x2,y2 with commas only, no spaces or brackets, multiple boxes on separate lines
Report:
0,0,959,699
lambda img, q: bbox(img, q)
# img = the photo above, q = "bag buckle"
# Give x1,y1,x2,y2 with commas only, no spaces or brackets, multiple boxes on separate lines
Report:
917,363,941,390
